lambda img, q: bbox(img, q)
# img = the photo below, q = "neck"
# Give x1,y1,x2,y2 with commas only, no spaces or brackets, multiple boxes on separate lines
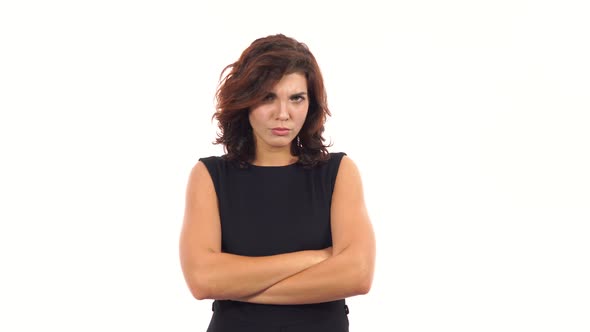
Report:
251,148,297,167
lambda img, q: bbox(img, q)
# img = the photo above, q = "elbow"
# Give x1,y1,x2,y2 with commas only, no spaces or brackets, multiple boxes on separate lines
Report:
338,246,375,296
180,250,221,300
355,257,374,295
190,286,210,300
189,271,230,300
357,274,373,295
186,272,213,300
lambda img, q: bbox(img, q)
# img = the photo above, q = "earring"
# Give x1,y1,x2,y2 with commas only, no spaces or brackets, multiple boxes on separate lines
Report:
296,136,302,148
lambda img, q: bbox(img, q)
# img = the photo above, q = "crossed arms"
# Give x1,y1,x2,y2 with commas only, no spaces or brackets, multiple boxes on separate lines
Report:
179,156,376,305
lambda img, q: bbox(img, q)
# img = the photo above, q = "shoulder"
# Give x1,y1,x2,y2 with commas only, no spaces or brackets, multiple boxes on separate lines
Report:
189,155,227,186
198,155,224,167
324,152,355,189
329,151,347,161
333,153,363,186
186,155,234,199
183,160,219,210
326,152,347,170
192,156,214,177
196,155,232,173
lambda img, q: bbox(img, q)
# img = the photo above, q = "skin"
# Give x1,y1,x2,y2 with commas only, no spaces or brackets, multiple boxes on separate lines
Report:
179,71,376,304
248,72,309,166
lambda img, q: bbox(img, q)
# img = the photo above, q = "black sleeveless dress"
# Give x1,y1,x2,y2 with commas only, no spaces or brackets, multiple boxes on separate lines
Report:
198,152,350,332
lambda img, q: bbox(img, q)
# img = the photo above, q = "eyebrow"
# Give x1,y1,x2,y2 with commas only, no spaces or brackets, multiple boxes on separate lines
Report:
265,92,308,97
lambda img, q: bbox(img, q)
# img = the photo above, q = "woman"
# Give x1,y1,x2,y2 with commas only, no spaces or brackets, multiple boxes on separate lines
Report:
179,34,375,332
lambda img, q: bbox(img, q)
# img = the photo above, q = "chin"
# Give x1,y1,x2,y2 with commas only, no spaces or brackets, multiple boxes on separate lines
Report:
268,136,293,142
268,143,293,148
266,140,293,148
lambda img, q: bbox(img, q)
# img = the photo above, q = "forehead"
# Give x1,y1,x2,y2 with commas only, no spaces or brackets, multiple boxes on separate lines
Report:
270,72,307,93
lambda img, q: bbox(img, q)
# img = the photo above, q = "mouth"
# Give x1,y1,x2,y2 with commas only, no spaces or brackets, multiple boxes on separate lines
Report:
271,128,290,136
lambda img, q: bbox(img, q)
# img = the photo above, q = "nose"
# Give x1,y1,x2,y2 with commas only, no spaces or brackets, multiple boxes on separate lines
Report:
276,101,289,121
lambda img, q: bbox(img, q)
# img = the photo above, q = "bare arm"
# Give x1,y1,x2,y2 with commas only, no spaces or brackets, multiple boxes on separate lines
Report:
179,161,331,300
234,156,376,305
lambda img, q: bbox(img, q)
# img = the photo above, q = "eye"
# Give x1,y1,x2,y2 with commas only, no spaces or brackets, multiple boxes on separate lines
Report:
291,95,306,102
262,93,275,102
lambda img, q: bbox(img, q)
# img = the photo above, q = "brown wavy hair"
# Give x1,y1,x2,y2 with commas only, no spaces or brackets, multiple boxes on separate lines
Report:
212,34,332,168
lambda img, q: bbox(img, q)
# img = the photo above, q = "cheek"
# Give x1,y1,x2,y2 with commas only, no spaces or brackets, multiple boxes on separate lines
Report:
298,107,309,124
250,106,272,121
248,110,266,127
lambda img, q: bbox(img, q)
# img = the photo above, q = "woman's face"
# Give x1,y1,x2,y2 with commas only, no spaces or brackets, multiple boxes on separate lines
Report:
249,72,309,153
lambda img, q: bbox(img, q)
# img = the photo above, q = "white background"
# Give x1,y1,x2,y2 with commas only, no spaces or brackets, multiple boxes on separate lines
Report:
1,0,589,331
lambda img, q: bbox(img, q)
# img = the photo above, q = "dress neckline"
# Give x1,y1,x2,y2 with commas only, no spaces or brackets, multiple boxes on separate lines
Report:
246,161,299,169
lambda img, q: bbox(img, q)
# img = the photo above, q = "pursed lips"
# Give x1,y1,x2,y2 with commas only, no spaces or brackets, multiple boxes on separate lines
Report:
271,127,291,135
